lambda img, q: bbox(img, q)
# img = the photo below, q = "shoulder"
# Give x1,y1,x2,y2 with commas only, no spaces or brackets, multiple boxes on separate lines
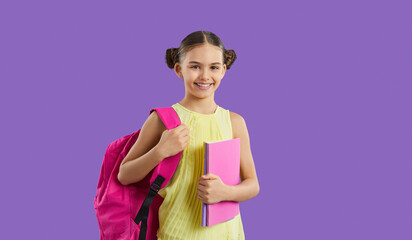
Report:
229,111,245,124
146,110,167,131
136,110,167,141
229,111,247,138
119,110,166,168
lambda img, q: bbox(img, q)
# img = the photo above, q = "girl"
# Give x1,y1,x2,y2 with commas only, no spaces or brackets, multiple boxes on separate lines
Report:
117,30,259,240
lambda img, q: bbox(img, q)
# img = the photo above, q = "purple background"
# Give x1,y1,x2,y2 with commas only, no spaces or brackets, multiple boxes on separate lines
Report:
1,0,411,239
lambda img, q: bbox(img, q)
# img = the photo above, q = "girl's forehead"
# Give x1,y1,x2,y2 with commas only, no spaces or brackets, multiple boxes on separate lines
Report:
188,44,221,54
183,45,223,62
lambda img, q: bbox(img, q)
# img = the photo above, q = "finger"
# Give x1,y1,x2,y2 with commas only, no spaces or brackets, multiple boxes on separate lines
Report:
206,172,214,177
199,175,209,180
199,176,208,181
197,191,206,202
198,196,209,204
198,180,207,187
202,174,213,180
197,191,207,200
206,173,217,179
178,125,190,135
173,124,185,132
180,129,189,137
197,187,205,195
179,123,188,130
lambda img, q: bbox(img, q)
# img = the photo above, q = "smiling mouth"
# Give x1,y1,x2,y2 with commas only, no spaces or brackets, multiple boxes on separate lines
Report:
194,82,213,90
195,83,213,87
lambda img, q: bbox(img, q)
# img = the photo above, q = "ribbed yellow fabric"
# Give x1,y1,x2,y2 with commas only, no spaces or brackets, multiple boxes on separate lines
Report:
156,102,245,240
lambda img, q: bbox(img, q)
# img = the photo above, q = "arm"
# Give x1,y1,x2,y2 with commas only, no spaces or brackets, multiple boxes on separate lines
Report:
197,112,260,203
117,111,166,185
225,112,260,202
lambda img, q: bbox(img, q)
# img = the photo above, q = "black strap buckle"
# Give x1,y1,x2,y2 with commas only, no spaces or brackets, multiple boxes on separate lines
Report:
134,174,166,240
134,175,165,224
151,174,165,191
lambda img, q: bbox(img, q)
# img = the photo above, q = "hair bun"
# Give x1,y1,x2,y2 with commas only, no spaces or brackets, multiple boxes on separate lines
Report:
165,48,179,69
224,49,237,70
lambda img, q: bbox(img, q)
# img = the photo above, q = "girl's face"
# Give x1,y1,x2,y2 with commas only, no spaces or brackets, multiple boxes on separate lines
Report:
174,43,227,100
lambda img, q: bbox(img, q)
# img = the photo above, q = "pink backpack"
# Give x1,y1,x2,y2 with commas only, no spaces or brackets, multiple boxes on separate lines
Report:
94,107,182,240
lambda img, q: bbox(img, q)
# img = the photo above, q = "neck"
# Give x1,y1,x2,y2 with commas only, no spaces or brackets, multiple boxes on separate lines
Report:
178,95,217,114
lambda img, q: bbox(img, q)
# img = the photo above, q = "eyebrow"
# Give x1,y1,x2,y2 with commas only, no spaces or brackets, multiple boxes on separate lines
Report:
188,61,222,65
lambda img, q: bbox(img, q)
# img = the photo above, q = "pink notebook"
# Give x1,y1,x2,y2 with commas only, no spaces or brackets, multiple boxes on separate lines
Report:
201,138,241,227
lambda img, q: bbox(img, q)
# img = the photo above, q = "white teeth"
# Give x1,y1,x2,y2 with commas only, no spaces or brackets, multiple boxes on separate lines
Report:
196,83,212,87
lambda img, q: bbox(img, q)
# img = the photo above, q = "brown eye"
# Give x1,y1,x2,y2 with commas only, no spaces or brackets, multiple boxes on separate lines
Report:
191,65,199,69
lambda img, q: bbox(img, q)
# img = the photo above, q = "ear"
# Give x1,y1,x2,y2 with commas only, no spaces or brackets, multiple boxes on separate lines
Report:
221,64,227,78
174,63,183,79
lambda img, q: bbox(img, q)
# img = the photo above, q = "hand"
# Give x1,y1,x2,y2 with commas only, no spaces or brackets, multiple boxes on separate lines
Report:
156,124,190,159
197,173,228,204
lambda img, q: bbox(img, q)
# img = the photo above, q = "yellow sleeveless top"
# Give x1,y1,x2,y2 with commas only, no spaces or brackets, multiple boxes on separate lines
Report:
156,103,245,240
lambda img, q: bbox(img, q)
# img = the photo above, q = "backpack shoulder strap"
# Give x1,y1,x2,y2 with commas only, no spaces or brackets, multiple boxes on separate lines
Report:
148,106,182,188
134,107,183,239
150,107,181,130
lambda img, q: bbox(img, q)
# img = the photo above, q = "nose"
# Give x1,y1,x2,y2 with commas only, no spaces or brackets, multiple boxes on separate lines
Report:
200,69,210,81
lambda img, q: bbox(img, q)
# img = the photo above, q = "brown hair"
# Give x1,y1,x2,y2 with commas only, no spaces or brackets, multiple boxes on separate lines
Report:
165,30,237,70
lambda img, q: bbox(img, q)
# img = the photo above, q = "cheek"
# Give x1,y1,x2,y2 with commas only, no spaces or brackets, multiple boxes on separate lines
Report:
213,79,222,87
185,71,197,78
